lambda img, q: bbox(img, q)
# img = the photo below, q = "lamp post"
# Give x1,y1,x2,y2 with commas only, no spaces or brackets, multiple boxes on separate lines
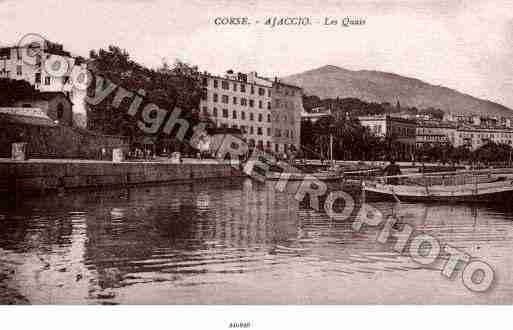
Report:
329,123,336,166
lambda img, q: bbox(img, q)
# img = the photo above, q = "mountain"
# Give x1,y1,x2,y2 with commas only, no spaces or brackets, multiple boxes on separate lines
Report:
283,65,512,117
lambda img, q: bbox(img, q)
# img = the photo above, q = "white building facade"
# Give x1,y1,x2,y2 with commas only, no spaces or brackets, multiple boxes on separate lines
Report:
200,71,303,154
0,40,87,127
455,126,513,150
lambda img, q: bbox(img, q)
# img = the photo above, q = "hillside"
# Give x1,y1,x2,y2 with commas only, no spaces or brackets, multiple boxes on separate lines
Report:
283,65,512,117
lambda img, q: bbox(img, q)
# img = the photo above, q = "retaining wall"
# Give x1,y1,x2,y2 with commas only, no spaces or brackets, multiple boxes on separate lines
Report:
0,161,244,194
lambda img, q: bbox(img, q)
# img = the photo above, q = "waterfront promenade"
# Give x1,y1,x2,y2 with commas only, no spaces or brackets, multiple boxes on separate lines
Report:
0,156,470,194
0,157,244,194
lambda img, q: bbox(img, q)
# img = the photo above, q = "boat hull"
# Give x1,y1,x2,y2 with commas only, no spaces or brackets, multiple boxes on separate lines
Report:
265,173,344,182
363,180,513,204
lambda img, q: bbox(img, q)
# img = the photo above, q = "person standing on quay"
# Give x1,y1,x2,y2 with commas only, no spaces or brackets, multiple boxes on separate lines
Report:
383,159,402,185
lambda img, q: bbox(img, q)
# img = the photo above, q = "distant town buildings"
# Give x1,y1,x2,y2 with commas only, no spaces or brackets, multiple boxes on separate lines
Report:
0,40,87,127
384,113,513,151
416,120,457,148
358,114,416,156
200,70,303,154
303,108,513,154
454,125,513,150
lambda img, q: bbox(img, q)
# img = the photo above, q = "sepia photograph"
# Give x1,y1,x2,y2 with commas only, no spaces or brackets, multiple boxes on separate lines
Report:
1,0,513,327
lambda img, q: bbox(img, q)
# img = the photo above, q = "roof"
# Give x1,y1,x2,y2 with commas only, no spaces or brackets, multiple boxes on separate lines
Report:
358,114,416,124
457,125,513,133
0,107,56,127
417,120,457,129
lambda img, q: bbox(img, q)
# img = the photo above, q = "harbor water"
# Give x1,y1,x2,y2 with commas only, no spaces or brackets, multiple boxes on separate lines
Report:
1,178,513,304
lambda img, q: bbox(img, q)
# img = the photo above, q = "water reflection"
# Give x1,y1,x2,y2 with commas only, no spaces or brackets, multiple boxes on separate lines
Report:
1,178,513,304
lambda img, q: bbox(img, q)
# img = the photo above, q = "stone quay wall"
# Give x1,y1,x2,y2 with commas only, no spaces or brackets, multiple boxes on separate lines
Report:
0,160,244,194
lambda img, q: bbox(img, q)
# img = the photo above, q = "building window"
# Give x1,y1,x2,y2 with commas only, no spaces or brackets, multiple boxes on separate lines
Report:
250,113,254,121
258,113,262,122
233,96,237,105
213,80,218,88
213,93,218,102
250,126,254,134
63,76,70,84
258,100,262,109
241,111,246,120
233,83,237,92
268,90,271,97
257,127,263,135
35,73,41,83
241,98,247,106
44,76,51,85
232,110,237,119
258,88,265,96
250,85,255,94
249,99,254,107
201,89,207,100
222,109,228,118
241,84,246,93
57,103,64,119
222,95,229,103
267,127,271,136
221,81,229,90
275,129,281,137
0,48,10,59
213,107,218,117
275,144,279,152
202,77,208,86
267,114,271,122
16,65,22,75
267,102,271,110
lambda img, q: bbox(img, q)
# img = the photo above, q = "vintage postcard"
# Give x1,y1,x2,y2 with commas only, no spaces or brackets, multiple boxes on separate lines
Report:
1,0,513,319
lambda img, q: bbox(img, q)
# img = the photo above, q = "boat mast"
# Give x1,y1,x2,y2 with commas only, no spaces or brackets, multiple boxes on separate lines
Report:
330,131,333,165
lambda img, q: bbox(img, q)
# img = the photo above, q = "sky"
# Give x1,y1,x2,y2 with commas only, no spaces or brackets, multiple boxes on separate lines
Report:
1,0,512,108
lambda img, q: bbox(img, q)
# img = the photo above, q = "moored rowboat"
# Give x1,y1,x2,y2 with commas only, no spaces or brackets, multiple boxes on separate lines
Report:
363,169,513,203
265,168,381,182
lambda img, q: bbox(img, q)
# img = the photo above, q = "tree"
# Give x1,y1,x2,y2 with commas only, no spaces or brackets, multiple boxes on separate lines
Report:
86,46,205,153
473,142,512,164
0,78,38,106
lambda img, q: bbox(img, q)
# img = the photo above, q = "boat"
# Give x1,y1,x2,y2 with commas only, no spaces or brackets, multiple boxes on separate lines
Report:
265,167,381,182
265,169,344,182
362,169,513,203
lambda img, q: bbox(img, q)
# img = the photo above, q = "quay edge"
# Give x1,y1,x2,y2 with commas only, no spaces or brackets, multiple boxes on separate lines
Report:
0,160,245,195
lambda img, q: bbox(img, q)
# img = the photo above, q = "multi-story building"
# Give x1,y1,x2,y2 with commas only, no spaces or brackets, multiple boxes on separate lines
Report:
454,125,513,150
416,120,457,148
199,70,303,154
0,40,87,127
358,114,416,157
